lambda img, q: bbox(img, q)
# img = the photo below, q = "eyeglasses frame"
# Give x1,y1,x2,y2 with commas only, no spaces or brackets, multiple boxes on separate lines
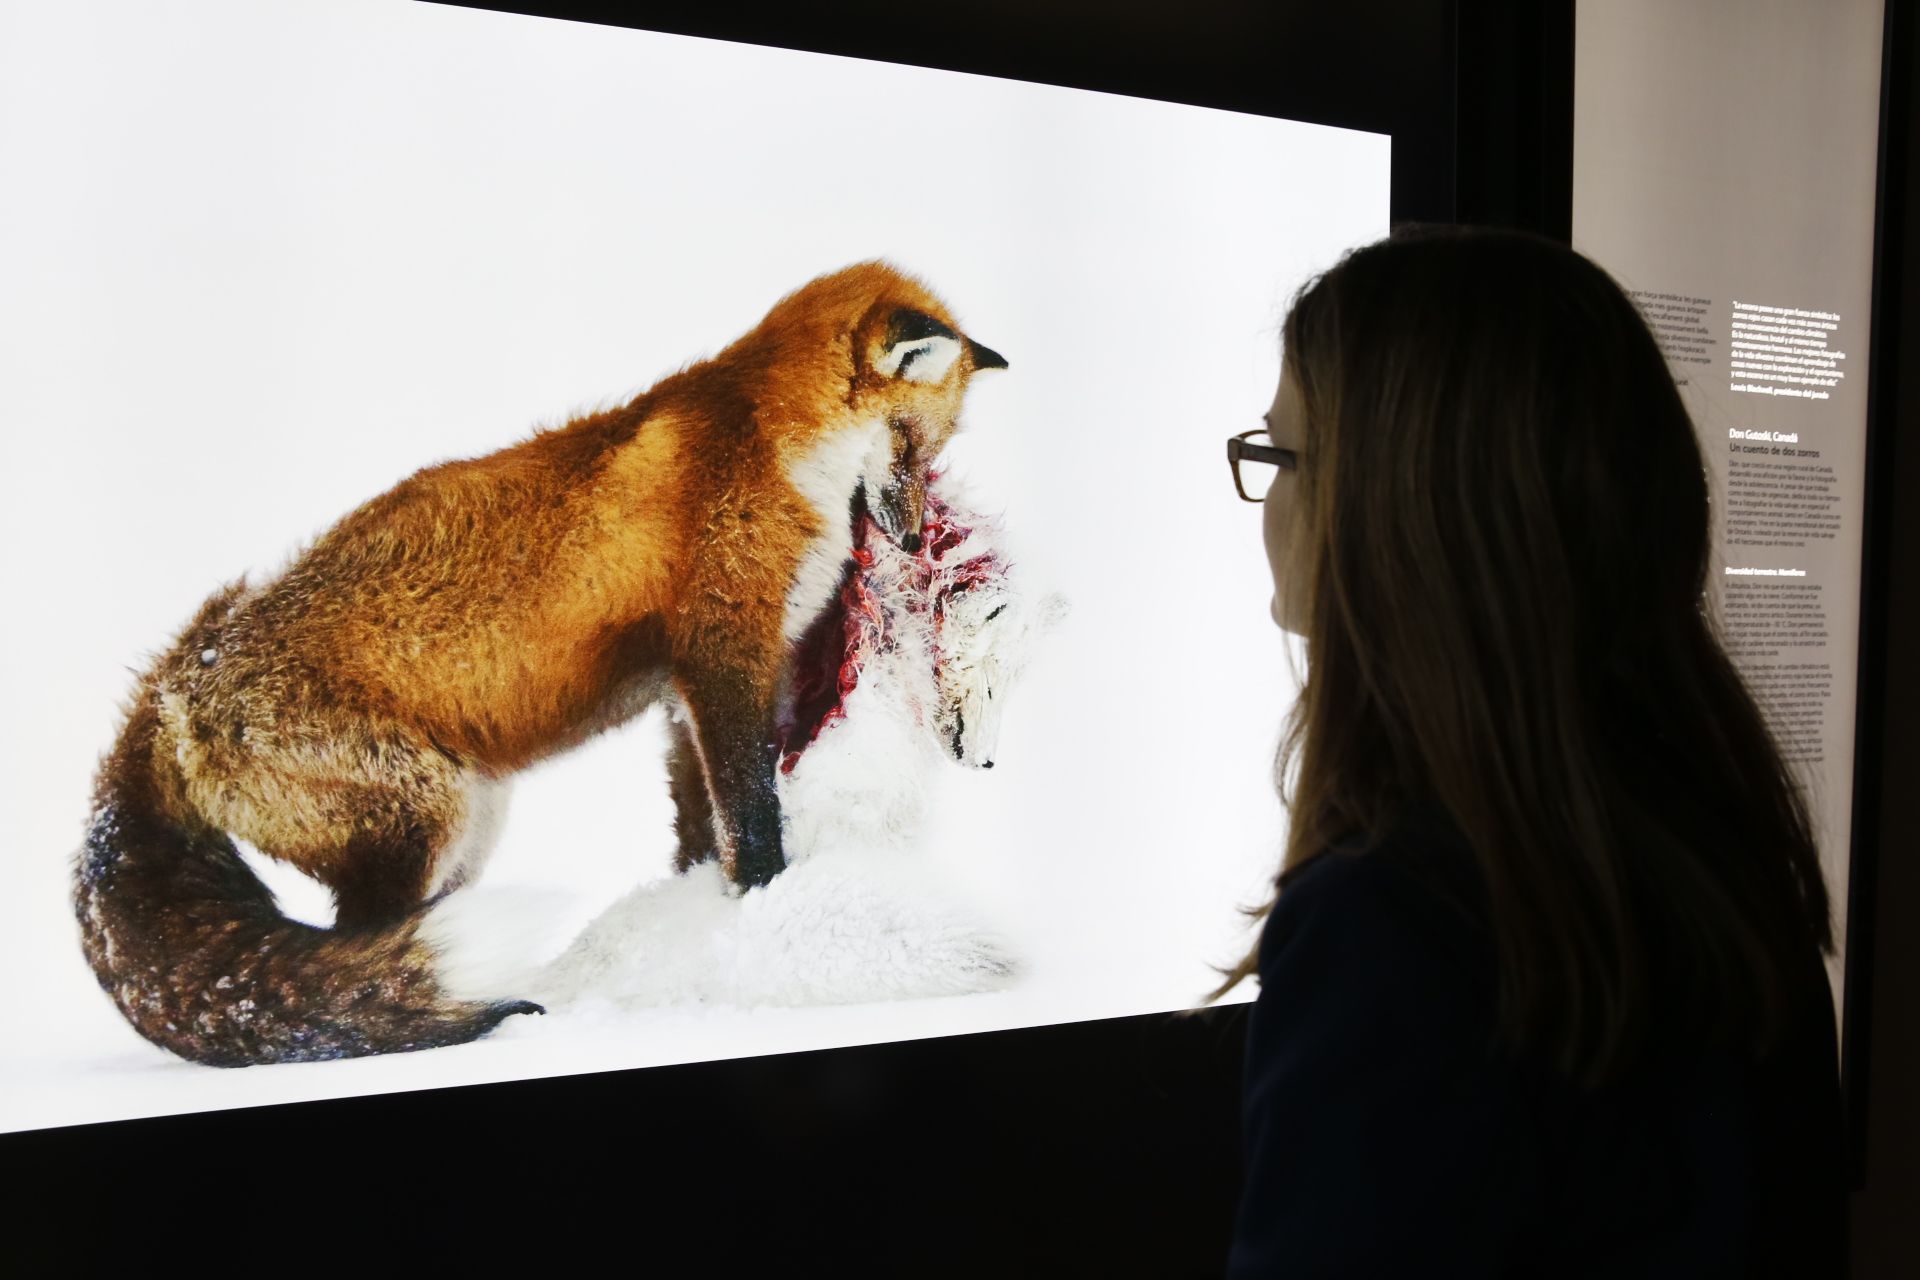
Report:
1226,429,1299,503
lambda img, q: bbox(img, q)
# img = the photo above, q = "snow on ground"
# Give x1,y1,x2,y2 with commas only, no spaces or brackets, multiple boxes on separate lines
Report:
528,857,1018,1012
2,864,1230,1135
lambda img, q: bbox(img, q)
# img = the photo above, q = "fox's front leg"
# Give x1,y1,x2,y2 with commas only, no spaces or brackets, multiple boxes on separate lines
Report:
676,659,785,889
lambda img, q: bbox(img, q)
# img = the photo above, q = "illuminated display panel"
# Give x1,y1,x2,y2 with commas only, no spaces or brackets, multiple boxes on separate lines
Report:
0,0,1387,1131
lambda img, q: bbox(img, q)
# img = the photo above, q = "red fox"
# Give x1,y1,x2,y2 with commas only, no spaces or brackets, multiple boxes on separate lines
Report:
74,261,1008,1066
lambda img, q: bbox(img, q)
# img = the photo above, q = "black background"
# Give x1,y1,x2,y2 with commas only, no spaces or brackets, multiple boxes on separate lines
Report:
16,1,1917,1273
1846,2,1920,1275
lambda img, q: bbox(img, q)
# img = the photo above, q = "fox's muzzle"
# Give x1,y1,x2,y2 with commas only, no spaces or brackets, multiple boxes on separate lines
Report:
873,471,927,553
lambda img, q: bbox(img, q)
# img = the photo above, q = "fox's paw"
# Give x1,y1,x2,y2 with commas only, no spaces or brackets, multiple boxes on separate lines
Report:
915,919,1022,994
950,931,1020,986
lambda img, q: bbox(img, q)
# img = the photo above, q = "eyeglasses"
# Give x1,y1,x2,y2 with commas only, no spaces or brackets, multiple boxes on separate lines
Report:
1226,429,1298,503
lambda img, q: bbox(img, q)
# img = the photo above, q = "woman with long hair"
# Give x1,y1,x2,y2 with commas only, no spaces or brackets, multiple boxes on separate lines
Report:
1222,227,1844,1275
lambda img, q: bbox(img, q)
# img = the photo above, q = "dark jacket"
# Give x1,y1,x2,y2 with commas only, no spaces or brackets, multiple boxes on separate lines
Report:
1227,809,1845,1277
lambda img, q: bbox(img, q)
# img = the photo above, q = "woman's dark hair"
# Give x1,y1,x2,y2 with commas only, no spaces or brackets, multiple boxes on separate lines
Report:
1216,226,1833,1088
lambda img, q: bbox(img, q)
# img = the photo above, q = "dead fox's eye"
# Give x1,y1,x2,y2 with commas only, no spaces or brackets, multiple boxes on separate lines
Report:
897,347,923,377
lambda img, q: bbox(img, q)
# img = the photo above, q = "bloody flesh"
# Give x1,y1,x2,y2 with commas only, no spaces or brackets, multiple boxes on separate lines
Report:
774,475,1005,775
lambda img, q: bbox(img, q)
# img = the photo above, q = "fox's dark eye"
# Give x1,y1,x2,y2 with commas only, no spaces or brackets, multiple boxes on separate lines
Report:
896,347,922,376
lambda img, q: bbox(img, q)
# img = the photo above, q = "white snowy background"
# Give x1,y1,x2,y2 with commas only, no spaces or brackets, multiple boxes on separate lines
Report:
0,0,1386,1132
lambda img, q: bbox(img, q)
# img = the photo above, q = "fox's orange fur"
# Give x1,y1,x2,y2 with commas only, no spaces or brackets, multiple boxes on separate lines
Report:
74,261,1006,1066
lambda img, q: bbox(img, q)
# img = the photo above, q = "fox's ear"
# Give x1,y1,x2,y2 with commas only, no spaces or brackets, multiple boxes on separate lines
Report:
967,338,1008,371
876,308,964,383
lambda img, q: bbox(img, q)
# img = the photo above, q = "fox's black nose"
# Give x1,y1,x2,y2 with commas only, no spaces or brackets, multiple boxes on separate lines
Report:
982,760,994,769
901,532,922,554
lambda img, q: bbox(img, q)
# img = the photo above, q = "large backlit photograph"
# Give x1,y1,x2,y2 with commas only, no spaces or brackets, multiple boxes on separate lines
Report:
0,0,1388,1130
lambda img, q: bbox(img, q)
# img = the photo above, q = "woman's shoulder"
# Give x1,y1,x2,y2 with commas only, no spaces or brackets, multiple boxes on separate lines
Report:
1252,807,1505,1076
1279,798,1479,890
1262,803,1492,985
1232,807,1542,1274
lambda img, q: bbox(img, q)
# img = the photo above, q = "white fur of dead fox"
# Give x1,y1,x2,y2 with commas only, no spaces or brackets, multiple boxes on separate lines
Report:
74,261,1007,1067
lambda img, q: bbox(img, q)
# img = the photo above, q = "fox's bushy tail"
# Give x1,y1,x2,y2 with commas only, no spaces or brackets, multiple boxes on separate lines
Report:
73,698,539,1067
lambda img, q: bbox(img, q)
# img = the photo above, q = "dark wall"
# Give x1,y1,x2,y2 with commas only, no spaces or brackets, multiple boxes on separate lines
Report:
15,1010,1255,1273
1849,1,1920,1272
